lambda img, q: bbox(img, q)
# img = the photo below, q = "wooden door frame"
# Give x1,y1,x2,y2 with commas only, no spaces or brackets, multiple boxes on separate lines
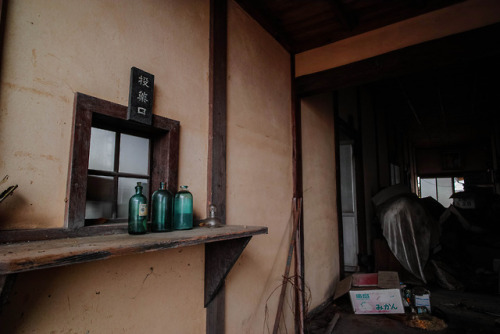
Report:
333,94,368,275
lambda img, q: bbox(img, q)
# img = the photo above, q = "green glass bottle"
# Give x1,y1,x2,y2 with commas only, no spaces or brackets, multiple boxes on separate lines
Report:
173,185,193,230
151,181,173,232
128,182,148,235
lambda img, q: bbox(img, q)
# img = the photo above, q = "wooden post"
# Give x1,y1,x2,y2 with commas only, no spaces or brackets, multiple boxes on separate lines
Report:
333,92,345,279
206,0,227,333
291,55,306,333
294,203,305,334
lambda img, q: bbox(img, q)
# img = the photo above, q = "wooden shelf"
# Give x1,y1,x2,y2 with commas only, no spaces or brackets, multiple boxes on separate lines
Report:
0,225,267,275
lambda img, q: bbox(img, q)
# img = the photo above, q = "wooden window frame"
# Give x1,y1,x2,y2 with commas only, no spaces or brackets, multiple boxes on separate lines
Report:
65,92,179,230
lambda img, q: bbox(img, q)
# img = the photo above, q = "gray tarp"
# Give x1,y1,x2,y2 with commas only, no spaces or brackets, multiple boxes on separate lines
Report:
376,192,440,283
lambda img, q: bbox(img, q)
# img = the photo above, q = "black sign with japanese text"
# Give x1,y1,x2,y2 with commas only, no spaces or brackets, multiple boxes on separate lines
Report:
127,67,154,125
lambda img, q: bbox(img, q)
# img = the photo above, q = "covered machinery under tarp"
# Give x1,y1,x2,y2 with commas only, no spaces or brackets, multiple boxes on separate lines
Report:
373,186,440,282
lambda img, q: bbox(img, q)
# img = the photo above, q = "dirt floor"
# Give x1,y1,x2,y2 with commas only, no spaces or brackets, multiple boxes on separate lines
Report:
306,288,500,333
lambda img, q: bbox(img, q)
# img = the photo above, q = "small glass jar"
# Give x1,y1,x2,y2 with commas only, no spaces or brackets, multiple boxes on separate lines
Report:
151,182,173,232
173,185,193,230
128,182,148,234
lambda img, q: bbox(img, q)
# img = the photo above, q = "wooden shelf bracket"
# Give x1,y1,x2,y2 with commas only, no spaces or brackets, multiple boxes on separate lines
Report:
204,236,251,307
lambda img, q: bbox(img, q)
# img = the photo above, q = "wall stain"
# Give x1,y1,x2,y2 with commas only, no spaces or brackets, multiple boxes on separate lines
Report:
31,49,37,67
4,82,52,98
34,77,59,88
40,154,60,162
47,53,62,62
15,151,32,158
142,267,154,285
2,82,70,103
18,163,38,173
14,151,60,163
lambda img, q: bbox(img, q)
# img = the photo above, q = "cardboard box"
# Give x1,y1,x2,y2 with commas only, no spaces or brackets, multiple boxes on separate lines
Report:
334,271,405,315
453,197,475,209
414,292,431,312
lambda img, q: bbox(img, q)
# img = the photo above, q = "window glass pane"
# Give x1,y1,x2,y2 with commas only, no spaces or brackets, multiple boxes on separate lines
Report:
420,178,436,199
117,177,149,218
437,177,453,207
119,134,150,175
390,163,401,185
85,175,114,219
454,177,464,193
89,128,115,171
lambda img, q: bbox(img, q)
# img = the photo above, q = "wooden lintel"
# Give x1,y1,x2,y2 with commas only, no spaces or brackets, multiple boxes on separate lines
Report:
295,23,500,96
204,236,251,307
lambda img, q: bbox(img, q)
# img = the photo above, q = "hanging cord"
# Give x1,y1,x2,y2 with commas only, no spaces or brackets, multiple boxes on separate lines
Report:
264,274,311,334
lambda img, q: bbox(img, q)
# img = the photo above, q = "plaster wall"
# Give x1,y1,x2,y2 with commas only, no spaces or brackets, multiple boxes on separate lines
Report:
225,1,295,332
0,0,208,332
301,94,339,309
295,0,500,77
0,0,209,229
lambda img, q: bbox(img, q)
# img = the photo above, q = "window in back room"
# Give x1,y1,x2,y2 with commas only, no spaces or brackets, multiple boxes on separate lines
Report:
417,176,464,207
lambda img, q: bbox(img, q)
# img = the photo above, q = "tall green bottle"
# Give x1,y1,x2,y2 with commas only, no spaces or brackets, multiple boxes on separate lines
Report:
128,182,148,235
151,182,173,232
173,185,193,230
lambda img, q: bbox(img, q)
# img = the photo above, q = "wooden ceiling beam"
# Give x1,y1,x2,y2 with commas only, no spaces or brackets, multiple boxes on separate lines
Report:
295,23,500,96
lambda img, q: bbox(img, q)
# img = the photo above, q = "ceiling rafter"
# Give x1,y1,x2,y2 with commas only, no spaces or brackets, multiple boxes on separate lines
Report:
327,0,356,31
